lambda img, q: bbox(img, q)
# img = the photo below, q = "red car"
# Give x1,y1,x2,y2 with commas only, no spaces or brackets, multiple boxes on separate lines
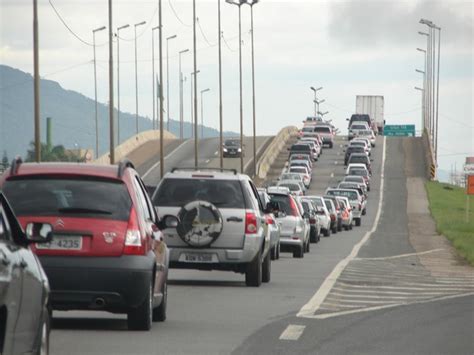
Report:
1,158,176,330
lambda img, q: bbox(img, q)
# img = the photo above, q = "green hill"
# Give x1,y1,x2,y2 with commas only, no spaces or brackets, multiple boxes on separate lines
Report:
0,65,237,161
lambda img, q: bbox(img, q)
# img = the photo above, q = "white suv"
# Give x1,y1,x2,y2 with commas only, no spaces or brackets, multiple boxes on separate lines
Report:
152,168,271,287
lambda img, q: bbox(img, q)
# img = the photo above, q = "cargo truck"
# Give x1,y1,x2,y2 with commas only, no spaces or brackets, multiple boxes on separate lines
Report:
355,95,384,134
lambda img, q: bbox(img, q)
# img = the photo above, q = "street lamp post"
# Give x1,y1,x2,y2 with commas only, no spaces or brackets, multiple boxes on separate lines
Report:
159,0,164,178
179,49,189,140
416,46,427,130
226,0,246,173
315,98,325,114
33,0,40,162
166,34,177,132
200,88,210,138
218,0,224,168
190,70,200,138
93,25,106,159
246,0,259,177
310,86,323,117
116,24,129,144
318,111,329,117
152,26,159,131
415,68,426,131
134,21,146,136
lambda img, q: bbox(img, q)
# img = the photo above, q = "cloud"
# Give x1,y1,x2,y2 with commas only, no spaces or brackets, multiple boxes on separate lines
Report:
327,0,473,49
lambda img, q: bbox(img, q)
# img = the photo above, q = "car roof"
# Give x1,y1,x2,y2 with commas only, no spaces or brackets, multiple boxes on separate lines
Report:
267,186,290,195
163,168,246,181
349,153,369,157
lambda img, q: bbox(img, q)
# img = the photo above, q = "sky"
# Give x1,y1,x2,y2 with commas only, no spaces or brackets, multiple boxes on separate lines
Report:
0,0,473,174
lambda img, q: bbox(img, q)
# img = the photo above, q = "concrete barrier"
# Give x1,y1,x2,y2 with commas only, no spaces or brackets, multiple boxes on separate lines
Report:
422,128,437,180
256,126,298,180
93,130,176,165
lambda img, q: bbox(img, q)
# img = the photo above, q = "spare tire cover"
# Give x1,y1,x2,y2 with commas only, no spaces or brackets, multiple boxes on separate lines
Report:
176,200,224,247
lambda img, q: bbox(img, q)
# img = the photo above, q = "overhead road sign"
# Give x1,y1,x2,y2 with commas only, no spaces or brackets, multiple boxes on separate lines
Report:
384,124,416,137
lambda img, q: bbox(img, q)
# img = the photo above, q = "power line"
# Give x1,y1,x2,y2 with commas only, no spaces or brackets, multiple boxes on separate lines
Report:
222,32,238,52
168,0,192,27
197,17,215,46
116,6,159,42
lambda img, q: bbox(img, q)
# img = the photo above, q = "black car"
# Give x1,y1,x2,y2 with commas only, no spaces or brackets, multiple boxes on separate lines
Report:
344,146,367,165
288,143,313,159
0,192,52,354
223,139,243,158
347,153,372,174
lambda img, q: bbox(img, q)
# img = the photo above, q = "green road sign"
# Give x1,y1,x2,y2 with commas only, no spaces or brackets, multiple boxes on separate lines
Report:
384,124,415,137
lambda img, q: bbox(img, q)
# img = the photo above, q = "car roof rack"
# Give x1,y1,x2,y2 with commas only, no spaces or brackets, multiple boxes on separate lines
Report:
171,167,238,175
117,159,135,177
10,157,23,176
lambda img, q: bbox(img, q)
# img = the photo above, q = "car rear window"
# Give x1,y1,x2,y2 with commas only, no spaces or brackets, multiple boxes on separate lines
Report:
290,144,311,152
153,178,245,208
289,167,307,174
268,194,293,215
351,124,367,130
3,176,132,221
327,190,358,200
302,127,314,132
349,168,368,176
278,183,300,191
313,126,331,133
349,155,369,164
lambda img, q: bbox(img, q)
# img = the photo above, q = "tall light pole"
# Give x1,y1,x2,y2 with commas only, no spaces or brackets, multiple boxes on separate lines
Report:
166,34,177,132
190,70,200,139
33,0,41,162
246,0,259,176
218,0,224,168
200,88,210,138
193,0,198,168
179,49,189,140
434,25,441,162
415,68,425,131
318,111,329,117
93,25,106,159
159,0,164,178
107,0,114,164
134,20,146,136
310,86,323,117
152,26,159,131
315,98,325,114
417,46,427,130
226,0,246,173
116,24,129,144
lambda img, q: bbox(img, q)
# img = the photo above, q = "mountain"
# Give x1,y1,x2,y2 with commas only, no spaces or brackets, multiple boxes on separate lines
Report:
0,65,237,161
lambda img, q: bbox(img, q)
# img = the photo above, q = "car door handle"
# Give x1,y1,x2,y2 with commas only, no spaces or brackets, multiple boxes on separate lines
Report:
227,217,243,222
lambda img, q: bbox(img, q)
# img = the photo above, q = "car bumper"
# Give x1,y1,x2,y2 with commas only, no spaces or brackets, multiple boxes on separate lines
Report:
39,253,156,312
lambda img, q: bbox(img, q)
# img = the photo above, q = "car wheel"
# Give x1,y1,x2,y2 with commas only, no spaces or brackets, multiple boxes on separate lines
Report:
127,279,153,330
337,221,343,231
152,280,167,322
262,250,271,283
306,239,310,252
349,223,353,230
332,225,337,234
246,250,262,287
310,230,317,243
324,227,331,237
355,218,361,227
362,208,367,216
276,242,280,260
293,245,304,258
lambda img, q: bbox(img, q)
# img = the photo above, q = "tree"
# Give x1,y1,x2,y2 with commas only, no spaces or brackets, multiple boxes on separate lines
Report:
1,151,9,169
25,142,85,162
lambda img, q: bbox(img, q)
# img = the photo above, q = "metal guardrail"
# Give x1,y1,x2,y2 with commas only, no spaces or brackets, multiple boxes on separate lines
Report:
255,126,299,180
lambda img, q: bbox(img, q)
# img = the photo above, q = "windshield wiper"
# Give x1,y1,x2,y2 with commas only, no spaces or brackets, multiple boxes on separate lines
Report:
58,207,112,214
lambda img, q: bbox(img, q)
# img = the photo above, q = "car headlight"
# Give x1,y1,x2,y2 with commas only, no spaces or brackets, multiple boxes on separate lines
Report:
223,148,228,152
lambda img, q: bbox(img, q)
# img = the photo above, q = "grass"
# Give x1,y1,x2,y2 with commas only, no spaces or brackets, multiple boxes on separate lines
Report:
425,181,474,265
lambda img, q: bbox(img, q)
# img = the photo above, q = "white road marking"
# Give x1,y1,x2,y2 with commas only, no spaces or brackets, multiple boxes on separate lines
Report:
330,173,334,178
279,325,306,341
142,139,192,179
297,136,387,318
214,151,219,156
354,248,445,261
312,292,474,320
205,159,210,164
334,161,338,165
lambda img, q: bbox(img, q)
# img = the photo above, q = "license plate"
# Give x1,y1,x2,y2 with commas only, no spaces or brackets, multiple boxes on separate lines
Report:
181,253,217,263
36,235,82,250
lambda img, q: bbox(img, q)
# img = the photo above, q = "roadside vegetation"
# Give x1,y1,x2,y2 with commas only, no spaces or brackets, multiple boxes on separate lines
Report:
425,181,474,265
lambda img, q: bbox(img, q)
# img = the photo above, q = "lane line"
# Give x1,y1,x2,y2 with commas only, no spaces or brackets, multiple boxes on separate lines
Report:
205,159,210,164
142,139,192,179
297,136,387,318
354,248,445,261
313,292,474,320
279,325,306,341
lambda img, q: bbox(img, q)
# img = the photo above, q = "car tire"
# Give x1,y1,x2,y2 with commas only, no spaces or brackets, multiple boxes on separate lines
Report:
324,227,331,237
293,245,304,258
152,280,167,322
276,242,280,260
349,223,353,230
355,218,361,227
305,239,310,253
310,230,317,243
332,225,337,234
362,208,367,216
337,221,343,231
270,245,277,261
246,251,262,287
262,250,271,283
127,280,153,331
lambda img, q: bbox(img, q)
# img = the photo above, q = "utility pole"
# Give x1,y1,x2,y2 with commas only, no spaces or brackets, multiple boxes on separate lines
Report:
107,0,114,164
93,26,106,159
166,34,177,131
193,0,199,168
116,24,129,144
179,49,189,140
218,0,224,168
33,0,41,162
152,26,159,130
159,0,165,178
134,20,146,136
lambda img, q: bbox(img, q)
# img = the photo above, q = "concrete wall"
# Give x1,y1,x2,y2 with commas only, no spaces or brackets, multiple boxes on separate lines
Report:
93,130,176,165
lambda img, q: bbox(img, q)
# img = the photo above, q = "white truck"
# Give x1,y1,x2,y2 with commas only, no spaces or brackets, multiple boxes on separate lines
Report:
356,95,384,134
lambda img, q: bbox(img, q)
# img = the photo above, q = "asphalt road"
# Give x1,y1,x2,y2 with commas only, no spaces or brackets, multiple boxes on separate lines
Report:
49,136,474,355
141,136,271,186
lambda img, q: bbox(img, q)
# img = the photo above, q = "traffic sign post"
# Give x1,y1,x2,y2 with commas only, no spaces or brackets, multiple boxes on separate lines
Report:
384,125,416,137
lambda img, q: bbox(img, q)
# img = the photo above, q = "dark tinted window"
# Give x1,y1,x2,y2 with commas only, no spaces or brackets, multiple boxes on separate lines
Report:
327,190,358,200
313,126,331,133
349,168,368,176
268,194,293,215
324,200,333,212
290,144,311,152
224,140,240,147
278,183,300,191
3,176,132,221
153,178,245,208
349,155,369,164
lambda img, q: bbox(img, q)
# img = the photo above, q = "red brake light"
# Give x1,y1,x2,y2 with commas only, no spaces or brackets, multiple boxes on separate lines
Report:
289,197,299,217
309,217,316,224
245,212,258,234
330,214,336,221
266,216,275,225
123,207,146,255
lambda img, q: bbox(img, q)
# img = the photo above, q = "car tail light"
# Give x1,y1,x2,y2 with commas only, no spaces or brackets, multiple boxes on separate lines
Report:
309,217,316,224
266,216,275,225
123,207,146,255
359,203,362,211
289,197,299,217
330,214,336,221
245,212,258,234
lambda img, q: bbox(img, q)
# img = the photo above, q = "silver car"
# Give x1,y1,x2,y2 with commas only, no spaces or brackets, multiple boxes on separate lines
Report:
267,186,310,258
325,188,364,227
258,188,281,261
152,168,272,287
300,198,322,243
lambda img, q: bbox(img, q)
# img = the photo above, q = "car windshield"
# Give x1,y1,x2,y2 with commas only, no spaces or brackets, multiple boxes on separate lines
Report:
313,126,331,133
153,178,245,208
224,140,239,147
302,127,314,132
359,130,372,135
324,200,334,212
351,124,367,130
3,176,132,220
327,190,358,200
350,141,366,147
345,176,365,183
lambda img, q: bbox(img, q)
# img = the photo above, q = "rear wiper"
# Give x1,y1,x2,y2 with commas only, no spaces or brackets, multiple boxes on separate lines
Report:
58,207,112,214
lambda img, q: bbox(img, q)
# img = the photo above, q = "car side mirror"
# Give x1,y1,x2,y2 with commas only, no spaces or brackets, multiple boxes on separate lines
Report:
158,215,179,229
25,222,53,244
